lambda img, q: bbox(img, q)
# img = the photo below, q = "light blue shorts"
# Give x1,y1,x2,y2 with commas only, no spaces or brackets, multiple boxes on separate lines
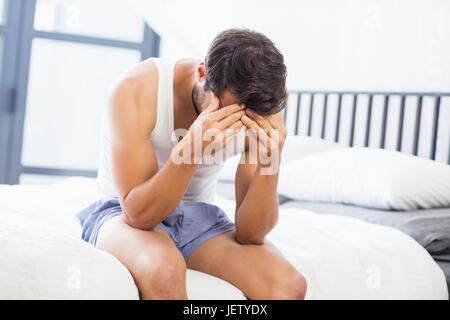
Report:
76,198,235,260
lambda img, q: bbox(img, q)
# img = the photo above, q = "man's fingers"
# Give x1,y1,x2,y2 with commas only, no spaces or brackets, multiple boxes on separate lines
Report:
210,103,245,121
265,111,286,129
241,114,261,131
245,109,273,136
245,127,271,160
206,121,243,151
225,120,244,136
241,115,270,147
219,121,243,146
218,110,245,129
221,121,244,148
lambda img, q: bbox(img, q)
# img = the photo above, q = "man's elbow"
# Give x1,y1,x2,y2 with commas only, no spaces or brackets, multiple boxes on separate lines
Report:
123,212,155,230
235,229,266,246
122,203,159,230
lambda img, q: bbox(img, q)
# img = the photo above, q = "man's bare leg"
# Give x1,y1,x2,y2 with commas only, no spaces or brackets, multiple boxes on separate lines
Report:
187,230,307,300
96,215,188,300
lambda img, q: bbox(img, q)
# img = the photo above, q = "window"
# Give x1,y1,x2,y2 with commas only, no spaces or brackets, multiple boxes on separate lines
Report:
22,39,141,171
0,0,6,24
34,0,144,42
0,0,160,184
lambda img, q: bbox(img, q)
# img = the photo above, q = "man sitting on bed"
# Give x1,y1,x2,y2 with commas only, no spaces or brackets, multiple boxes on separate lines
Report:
76,28,307,300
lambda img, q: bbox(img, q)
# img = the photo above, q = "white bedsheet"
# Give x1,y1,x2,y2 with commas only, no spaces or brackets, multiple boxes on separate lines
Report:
0,178,447,299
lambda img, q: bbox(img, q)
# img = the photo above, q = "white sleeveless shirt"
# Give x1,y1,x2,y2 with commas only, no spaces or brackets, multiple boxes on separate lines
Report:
96,58,244,203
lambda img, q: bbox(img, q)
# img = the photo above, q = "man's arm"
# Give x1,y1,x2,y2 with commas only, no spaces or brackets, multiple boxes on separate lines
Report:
234,158,280,245
109,76,244,230
234,110,287,245
109,77,198,230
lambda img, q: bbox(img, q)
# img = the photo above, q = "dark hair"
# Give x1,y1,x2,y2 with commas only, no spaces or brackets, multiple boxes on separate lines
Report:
204,29,288,116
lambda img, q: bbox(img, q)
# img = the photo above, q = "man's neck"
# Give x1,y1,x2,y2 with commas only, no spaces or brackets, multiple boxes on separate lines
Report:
173,59,201,131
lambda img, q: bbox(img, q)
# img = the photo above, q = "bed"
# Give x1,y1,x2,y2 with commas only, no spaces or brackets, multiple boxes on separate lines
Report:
278,90,450,294
216,178,450,296
216,90,450,297
1,90,449,300
280,200,450,292
0,177,447,299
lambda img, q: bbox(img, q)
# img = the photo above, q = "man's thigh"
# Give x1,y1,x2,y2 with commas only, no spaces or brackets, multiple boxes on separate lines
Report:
96,215,184,278
186,230,300,299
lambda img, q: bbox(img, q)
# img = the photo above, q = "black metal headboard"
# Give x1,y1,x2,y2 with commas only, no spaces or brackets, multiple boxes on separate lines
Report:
285,91,450,164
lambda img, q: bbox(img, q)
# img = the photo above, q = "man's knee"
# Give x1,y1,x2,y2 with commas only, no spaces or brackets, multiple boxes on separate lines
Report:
267,267,307,300
133,249,187,298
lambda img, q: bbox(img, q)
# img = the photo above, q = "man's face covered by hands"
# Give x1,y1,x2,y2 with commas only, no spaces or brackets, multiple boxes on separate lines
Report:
192,84,242,114
192,60,242,114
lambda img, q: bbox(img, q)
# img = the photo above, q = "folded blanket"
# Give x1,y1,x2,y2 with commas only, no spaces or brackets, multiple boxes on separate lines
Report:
399,217,450,254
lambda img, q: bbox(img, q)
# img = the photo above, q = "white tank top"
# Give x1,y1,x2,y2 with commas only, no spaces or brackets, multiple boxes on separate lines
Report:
96,58,244,203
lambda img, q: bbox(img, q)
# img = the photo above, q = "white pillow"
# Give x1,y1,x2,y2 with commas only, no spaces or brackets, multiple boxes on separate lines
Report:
281,135,345,164
278,148,450,211
218,136,344,181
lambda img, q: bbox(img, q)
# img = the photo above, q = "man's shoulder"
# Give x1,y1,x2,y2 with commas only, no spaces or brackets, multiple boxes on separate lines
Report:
112,58,159,101
107,59,159,134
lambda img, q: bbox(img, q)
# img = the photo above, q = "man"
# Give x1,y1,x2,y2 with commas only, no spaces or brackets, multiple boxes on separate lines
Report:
77,29,307,300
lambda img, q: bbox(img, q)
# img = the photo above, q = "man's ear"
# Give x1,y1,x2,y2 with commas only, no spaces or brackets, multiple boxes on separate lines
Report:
197,61,206,83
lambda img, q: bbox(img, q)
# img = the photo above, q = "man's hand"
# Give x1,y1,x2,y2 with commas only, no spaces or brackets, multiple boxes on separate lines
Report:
174,92,245,164
241,109,287,169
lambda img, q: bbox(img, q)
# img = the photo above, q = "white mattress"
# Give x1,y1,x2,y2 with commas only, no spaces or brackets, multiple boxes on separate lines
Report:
0,178,447,299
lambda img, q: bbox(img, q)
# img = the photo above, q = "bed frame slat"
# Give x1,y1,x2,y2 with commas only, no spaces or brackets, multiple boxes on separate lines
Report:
349,94,358,147
307,94,315,136
413,96,423,156
430,96,441,161
335,94,343,143
448,142,450,165
294,93,301,135
365,94,373,147
380,95,389,148
285,91,450,164
396,95,406,152
321,94,328,139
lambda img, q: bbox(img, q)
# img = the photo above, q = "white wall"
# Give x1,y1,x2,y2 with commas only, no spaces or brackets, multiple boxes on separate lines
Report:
132,0,450,163
132,0,450,91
